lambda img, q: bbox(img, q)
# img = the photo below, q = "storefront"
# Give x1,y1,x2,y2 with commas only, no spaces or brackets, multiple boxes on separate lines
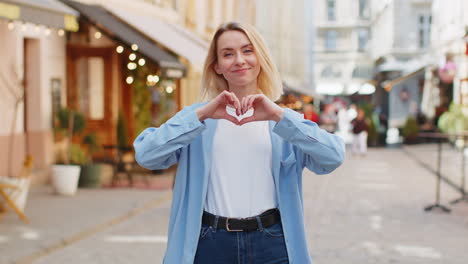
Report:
62,1,187,151
0,0,78,183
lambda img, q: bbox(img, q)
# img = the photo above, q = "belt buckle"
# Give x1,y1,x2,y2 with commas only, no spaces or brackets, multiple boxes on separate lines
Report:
225,217,243,232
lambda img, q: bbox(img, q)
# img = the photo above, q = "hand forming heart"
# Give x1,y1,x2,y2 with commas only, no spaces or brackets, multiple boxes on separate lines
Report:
196,91,284,125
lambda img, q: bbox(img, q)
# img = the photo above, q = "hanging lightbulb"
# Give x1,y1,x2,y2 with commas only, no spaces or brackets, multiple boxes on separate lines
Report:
131,44,139,51
126,76,134,84
165,86,174,94
138,58,146,66
127,62,137,70
94,31,102,39
116,45,124,53
58,29,65,36
129,53,136,61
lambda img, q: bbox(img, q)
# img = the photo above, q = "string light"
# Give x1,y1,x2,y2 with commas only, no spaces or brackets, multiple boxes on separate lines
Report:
131,44,139,51
146,75,160,86
116,46,124,53
7,21,14,31
126,76,134,84
21,23,27,31
138,58,146,66
129,53,136,61
45,28,51,36
127,62,137,70
94,31,102,39
34,25,40,33
58,29,65,36
165,86,173,94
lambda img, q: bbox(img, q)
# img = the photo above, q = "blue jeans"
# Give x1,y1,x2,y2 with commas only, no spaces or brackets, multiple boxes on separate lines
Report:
194,217,289,264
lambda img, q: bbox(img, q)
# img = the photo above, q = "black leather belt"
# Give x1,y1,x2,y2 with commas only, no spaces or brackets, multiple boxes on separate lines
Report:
202,209,281,232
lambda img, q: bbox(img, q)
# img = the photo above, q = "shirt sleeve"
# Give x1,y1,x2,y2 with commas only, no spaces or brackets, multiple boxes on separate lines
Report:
273,108,345,174
133,105,206,170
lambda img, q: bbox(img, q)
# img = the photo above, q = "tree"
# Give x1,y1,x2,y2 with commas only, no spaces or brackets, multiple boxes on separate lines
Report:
0,63,25,176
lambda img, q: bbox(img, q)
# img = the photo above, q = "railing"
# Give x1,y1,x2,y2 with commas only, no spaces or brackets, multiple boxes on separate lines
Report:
417,132,468,213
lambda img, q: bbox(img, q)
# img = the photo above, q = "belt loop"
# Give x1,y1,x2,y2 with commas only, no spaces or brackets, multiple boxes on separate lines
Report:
256,216,263,231
213,215,219,231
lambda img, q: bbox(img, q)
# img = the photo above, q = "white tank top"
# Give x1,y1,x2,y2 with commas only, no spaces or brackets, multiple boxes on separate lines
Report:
204,119,277,218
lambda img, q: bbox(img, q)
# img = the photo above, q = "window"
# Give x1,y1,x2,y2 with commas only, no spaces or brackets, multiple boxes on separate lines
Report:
418,14,431,49
357,28,368,52
321,65,342,78
352,66,373,79
76,57,104,120
326,0,336,21
359,0,370,19
325,30,338,51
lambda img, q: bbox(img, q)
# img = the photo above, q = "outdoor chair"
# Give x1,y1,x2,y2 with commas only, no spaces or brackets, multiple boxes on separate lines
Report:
0,155,33,223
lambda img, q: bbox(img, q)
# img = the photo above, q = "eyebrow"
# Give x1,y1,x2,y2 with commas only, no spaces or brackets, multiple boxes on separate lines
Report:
219,44,253,52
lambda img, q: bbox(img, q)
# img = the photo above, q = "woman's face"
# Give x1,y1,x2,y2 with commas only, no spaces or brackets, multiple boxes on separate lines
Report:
214,30,261,87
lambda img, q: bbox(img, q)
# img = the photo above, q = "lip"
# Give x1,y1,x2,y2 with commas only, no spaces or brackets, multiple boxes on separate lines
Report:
232,68,250,73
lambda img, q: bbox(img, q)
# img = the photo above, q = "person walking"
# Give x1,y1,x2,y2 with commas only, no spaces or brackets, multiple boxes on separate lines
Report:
351,108,369,156
133,22,345,264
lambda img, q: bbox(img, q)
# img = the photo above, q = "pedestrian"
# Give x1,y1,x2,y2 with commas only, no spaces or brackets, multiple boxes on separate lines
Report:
133,22,345,264
351,107,369,156
319,103,338,133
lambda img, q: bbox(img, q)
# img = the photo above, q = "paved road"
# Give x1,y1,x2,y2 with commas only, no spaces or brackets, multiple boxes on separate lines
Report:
3,147,468,264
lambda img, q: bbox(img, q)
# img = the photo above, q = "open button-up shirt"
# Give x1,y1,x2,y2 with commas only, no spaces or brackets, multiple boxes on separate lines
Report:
134,103,345,264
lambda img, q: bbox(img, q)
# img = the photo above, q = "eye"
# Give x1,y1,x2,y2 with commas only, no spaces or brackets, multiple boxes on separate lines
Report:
243,49,253,53
223,53,233,57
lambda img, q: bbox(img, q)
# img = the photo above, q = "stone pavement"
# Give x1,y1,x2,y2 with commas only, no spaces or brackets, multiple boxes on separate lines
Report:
1,145,467,264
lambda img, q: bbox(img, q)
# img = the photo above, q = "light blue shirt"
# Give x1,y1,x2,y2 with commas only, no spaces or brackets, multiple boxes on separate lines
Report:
134,103,345,264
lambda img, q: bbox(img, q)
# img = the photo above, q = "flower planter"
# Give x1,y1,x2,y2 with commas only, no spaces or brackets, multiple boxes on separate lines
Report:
51,165,81,196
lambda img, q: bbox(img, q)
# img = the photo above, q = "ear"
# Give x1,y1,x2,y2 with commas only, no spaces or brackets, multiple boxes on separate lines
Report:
214,63,222,75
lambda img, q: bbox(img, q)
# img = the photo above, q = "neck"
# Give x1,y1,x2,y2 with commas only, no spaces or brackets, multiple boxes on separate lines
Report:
228,81,258,101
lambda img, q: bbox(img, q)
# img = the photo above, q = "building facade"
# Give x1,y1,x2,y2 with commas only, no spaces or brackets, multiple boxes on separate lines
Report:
313,0,374,96
0,0,79,183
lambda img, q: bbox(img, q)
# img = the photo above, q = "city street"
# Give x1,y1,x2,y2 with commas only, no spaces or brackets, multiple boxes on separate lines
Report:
1,146,468,264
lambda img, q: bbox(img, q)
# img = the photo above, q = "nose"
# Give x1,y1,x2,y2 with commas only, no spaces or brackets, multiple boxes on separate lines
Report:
235,52,246,65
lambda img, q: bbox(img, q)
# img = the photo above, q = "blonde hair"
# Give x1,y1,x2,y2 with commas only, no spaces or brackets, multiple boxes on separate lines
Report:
200,22,283,101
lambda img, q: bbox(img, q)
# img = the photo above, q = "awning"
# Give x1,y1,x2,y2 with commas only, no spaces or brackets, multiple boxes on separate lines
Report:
63,0,186,77
0,0,79,31
104,5,208,71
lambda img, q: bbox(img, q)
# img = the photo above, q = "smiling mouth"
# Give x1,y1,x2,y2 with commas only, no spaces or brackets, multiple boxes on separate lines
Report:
232,68,250,73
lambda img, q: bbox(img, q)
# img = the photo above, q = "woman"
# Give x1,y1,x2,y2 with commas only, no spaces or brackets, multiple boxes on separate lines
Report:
134,22,345,264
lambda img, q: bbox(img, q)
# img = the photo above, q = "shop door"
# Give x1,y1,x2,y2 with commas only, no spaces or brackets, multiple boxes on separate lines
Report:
66,46,115,147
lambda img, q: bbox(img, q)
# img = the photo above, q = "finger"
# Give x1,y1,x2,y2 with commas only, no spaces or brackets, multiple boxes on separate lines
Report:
238,115,255,126
241,97,247,114
223,112,240,126
247,95,257,111
230,93,242,116
223,92,234,107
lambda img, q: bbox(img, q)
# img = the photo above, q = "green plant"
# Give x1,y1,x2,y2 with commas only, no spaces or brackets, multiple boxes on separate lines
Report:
53,107,86,165
438,103,468,134
69,143,88,165
402,117,420,142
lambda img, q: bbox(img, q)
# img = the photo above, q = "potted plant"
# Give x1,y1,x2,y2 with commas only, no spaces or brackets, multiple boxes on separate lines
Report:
79,132,103,188
51,107,85,195
402,117,420,144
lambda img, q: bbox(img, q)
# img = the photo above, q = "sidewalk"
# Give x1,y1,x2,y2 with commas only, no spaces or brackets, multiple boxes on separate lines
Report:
0,184,172,264
1,145,468,264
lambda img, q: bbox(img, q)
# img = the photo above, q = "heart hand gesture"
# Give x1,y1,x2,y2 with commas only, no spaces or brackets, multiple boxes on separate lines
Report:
196,91,242,125
238,94,284,125
196,92,284,125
